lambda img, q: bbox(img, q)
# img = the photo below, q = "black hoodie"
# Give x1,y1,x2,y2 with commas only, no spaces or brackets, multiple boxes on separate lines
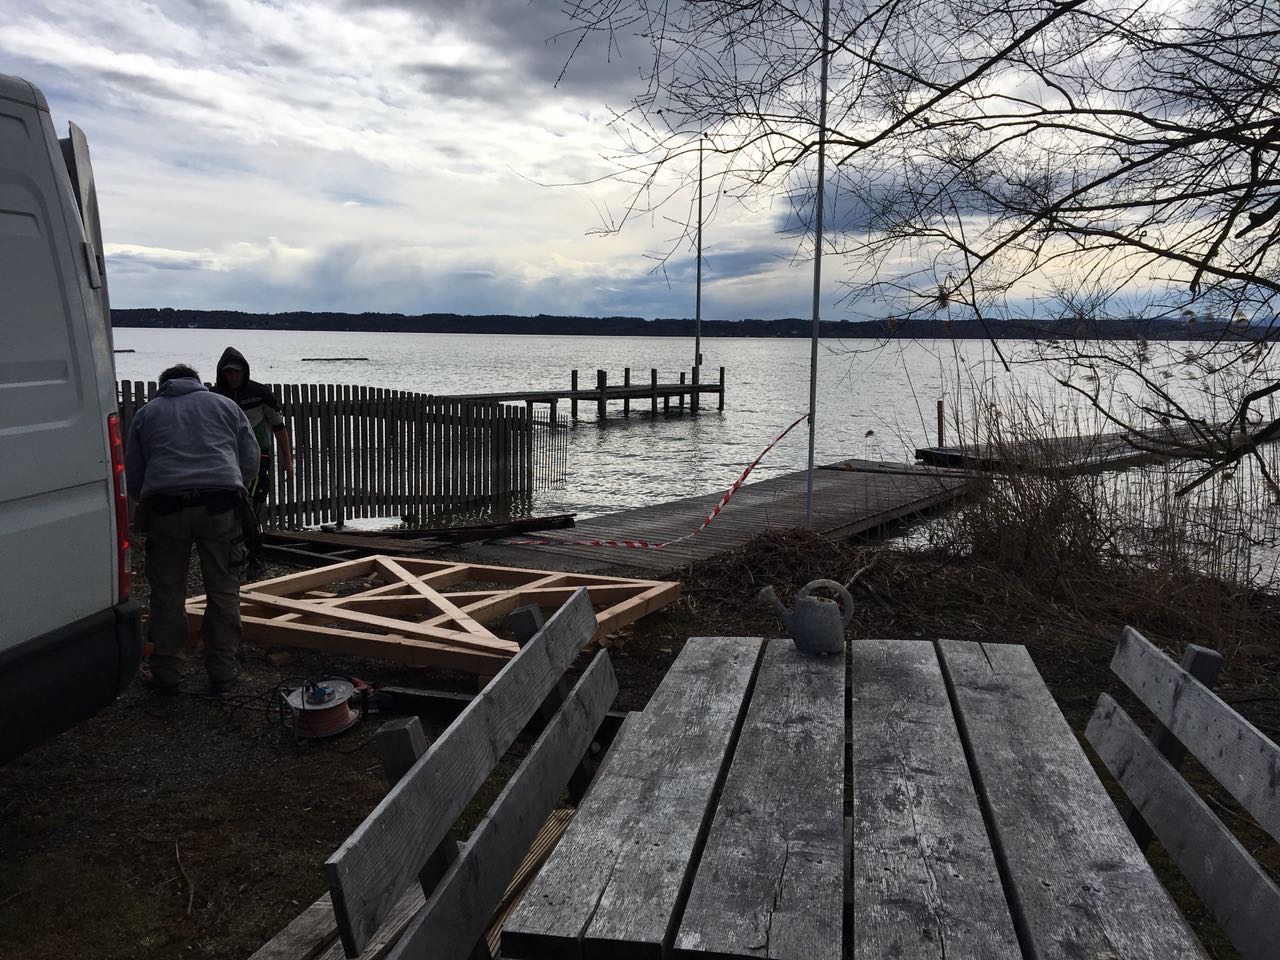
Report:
212,347,284,452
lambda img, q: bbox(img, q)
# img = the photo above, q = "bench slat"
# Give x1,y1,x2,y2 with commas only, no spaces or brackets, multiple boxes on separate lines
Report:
850,639,1021,960
326,588,598,956
939,640,1208,960
1087,694,1280,960
386,650,618,960
1112,626,1280,841
502,636,764,960
673,640,845,960
248,893,342,960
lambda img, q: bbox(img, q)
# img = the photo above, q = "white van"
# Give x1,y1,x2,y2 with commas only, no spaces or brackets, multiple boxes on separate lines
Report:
0,74,141,762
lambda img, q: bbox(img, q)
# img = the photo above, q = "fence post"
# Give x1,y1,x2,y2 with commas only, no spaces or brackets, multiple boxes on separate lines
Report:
570,369,578,420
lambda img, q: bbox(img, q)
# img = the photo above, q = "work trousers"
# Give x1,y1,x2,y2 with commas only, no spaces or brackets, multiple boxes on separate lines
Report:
144,504,245,688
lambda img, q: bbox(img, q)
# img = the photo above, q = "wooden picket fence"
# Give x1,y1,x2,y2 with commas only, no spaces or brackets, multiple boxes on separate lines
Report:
117,381,541,528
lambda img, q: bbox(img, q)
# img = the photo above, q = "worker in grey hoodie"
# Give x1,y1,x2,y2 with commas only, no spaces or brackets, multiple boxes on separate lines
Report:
125,363,259,696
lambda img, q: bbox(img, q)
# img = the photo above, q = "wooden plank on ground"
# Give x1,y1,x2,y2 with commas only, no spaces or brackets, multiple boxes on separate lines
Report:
673,640,845,960
385,651,618,960
1087,694,1280,960
503,637,764,960
849,639,1020,960
938,640,1209,960
1111,626,1280,840
326,590,599,956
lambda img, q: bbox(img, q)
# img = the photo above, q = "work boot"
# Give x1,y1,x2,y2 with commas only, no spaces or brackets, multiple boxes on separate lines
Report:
208,677,237,698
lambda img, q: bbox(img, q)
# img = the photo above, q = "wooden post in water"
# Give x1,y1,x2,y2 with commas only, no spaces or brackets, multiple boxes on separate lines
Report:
623,368,631,417
596,369,607,421
691,365,699,413
651,369,658,415
719,366,725,410
570,369,578,420
679,372,686,411
937,399,945,448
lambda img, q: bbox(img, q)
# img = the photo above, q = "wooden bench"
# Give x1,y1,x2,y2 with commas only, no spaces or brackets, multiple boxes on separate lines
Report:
250,587,617,960
1086,625,1280,960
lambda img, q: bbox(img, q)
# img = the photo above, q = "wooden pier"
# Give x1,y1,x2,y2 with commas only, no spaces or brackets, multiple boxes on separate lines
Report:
449,366,725,421
466,460,973,573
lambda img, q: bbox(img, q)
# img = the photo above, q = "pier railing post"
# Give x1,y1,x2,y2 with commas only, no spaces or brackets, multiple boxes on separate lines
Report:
651,368,658,415
623,367,631,417
691,365,700,413
679,371,686,411
570,369,578,420
719,366,725,410
597,369,607,421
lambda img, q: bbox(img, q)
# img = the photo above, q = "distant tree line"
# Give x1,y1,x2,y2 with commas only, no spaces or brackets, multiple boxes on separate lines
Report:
112,307,1264,341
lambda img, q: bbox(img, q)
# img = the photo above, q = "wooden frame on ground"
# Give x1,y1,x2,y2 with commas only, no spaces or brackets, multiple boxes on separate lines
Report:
186,556,679,675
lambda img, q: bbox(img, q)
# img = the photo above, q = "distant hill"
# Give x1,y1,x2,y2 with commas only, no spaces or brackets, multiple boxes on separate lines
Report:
111,308,1269,341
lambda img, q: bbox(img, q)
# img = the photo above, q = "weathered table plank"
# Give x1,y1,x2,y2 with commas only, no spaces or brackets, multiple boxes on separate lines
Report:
673,641,845,960
938,640,1209,960
502,636,764,960
850,639,1021,960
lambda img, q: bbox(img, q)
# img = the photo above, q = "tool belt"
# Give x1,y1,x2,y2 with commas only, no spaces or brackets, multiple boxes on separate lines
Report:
147,488,240,516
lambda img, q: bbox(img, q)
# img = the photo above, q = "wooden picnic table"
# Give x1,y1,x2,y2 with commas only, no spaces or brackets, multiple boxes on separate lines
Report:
502,636,1208,960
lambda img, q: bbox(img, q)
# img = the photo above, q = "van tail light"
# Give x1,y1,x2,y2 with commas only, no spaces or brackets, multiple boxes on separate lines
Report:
107,412,131,601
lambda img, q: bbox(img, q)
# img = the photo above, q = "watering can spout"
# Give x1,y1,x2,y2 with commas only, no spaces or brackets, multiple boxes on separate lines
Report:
758,585,792,630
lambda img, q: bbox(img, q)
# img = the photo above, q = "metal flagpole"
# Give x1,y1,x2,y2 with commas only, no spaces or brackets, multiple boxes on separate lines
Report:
695,135,704,374
805,0,831,529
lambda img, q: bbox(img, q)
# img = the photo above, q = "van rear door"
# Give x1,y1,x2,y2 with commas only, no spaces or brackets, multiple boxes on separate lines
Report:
0,76,116,651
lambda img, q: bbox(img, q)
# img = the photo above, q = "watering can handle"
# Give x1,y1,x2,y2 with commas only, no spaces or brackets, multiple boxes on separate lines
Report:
798,579,854,627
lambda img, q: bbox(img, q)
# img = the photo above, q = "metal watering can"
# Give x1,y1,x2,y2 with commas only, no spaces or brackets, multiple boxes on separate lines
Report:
758,579,853,655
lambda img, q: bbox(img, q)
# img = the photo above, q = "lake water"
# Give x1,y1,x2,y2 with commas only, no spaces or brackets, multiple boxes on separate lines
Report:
111,328,1256,520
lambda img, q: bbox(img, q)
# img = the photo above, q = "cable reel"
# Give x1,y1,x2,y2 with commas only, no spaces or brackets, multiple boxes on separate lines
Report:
282,677,364,739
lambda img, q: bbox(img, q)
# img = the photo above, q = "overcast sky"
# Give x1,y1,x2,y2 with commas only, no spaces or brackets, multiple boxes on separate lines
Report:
1,0,846,322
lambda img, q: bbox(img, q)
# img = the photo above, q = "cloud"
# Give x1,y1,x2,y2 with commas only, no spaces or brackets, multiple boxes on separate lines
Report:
0,0,855,323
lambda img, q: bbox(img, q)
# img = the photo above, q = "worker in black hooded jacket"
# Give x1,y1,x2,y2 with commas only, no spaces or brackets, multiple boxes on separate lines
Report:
212,347,293,579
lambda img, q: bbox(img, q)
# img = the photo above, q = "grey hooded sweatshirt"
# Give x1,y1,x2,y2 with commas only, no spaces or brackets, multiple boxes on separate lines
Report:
124,376,260,499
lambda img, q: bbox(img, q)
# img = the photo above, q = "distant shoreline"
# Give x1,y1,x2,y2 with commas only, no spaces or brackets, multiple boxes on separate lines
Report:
112,308,1268,342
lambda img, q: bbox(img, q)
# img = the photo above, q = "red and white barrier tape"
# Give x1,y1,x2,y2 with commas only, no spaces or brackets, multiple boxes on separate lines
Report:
505,412,810,549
